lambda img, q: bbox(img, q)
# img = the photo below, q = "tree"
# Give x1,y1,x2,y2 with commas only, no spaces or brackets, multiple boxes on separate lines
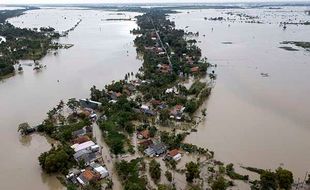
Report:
38,145,75,174
276,168,294,190
67,98,79,113
211,176,228,190
56,100,64,111
185,162,200,183
148,126,157,137
18,122,30,135
159,109,170,122
201,108,207,117
149,159,161,183
165,170,173,182
260,171,278,190
90,85,102,101
185,100,198,114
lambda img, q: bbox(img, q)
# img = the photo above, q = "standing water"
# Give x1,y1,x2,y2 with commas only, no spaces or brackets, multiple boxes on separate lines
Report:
171,7,310,179
0,7,141,189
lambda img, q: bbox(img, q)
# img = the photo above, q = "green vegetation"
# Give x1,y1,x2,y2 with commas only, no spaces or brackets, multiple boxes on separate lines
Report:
38,145,76,174
188,81,206,97
258,168,293,190
97,96,139,154
185,161,200,183
276,168,294,190
160,131,187,149
0,8,62,77
0,8,34,23
225,163,248,180
211,176,229,190
38,118,91,142
165,170,173,182
180,143,208,155
241,166,265,175
115,158,147,190
260,170,278,190
149,159,161,183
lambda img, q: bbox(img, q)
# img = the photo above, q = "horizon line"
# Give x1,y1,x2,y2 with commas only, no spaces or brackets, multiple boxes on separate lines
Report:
1,0,309,6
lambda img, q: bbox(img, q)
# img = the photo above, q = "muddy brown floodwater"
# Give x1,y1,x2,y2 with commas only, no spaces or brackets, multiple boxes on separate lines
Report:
0,7,141,189
171,7,310,180
1,5,310,189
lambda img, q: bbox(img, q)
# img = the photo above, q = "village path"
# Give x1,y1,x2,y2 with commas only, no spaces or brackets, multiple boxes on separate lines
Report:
92,123,122,190
148,16,172,68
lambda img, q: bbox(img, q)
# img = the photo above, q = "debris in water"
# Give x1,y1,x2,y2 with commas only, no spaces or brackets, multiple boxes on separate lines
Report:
261,73,269,77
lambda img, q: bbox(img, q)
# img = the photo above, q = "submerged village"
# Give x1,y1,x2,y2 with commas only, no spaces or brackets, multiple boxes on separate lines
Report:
0,5,308,190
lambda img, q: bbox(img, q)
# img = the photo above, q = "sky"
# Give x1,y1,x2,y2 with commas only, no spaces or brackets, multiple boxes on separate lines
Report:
0,0,307,5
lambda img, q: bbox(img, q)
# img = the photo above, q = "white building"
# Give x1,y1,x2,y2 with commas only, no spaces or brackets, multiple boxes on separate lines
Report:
71,141,95,152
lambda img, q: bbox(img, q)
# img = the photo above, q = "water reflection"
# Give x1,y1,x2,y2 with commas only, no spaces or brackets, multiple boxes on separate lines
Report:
19,135,32,147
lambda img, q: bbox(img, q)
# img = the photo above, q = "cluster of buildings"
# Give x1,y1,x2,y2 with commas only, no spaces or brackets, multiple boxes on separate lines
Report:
137,129,182,161
67,139,109,186
66,107,109,187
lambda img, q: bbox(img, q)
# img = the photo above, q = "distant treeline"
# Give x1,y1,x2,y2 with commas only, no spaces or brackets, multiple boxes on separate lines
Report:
0,7,38,23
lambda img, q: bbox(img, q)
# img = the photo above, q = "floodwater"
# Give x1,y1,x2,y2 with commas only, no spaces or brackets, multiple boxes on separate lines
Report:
0,7,141,189
171,7,310,179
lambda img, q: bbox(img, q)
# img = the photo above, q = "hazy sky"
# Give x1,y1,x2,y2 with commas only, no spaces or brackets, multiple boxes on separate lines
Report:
0,0,306,5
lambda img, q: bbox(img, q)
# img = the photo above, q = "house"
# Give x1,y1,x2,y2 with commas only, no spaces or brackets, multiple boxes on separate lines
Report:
144,142,167,157
167,149,182,161
109,91,122,100
150,99,161,106
165,87,178,95
158,103,168,110
124,83,135,92
138,139,153,147
90,145,100,152
165,88,174,94
90,113,97,120
73,135,90,144
71,141,95,152
66,169,81,184
73,149,97,166
144,46,155,51
79,109,92,117
77,169,100,186
72,128,87,138
90,163,109,178
144,109,156,116
191,66,200,73
157,64,170,74
141,105,150,111
137,130,150,139
170,105,185,120
79,99,102,110
141,105,156,116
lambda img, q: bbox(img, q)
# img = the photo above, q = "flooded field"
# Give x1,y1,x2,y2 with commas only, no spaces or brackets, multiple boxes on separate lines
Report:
0,7,141,190
171,7,310,179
